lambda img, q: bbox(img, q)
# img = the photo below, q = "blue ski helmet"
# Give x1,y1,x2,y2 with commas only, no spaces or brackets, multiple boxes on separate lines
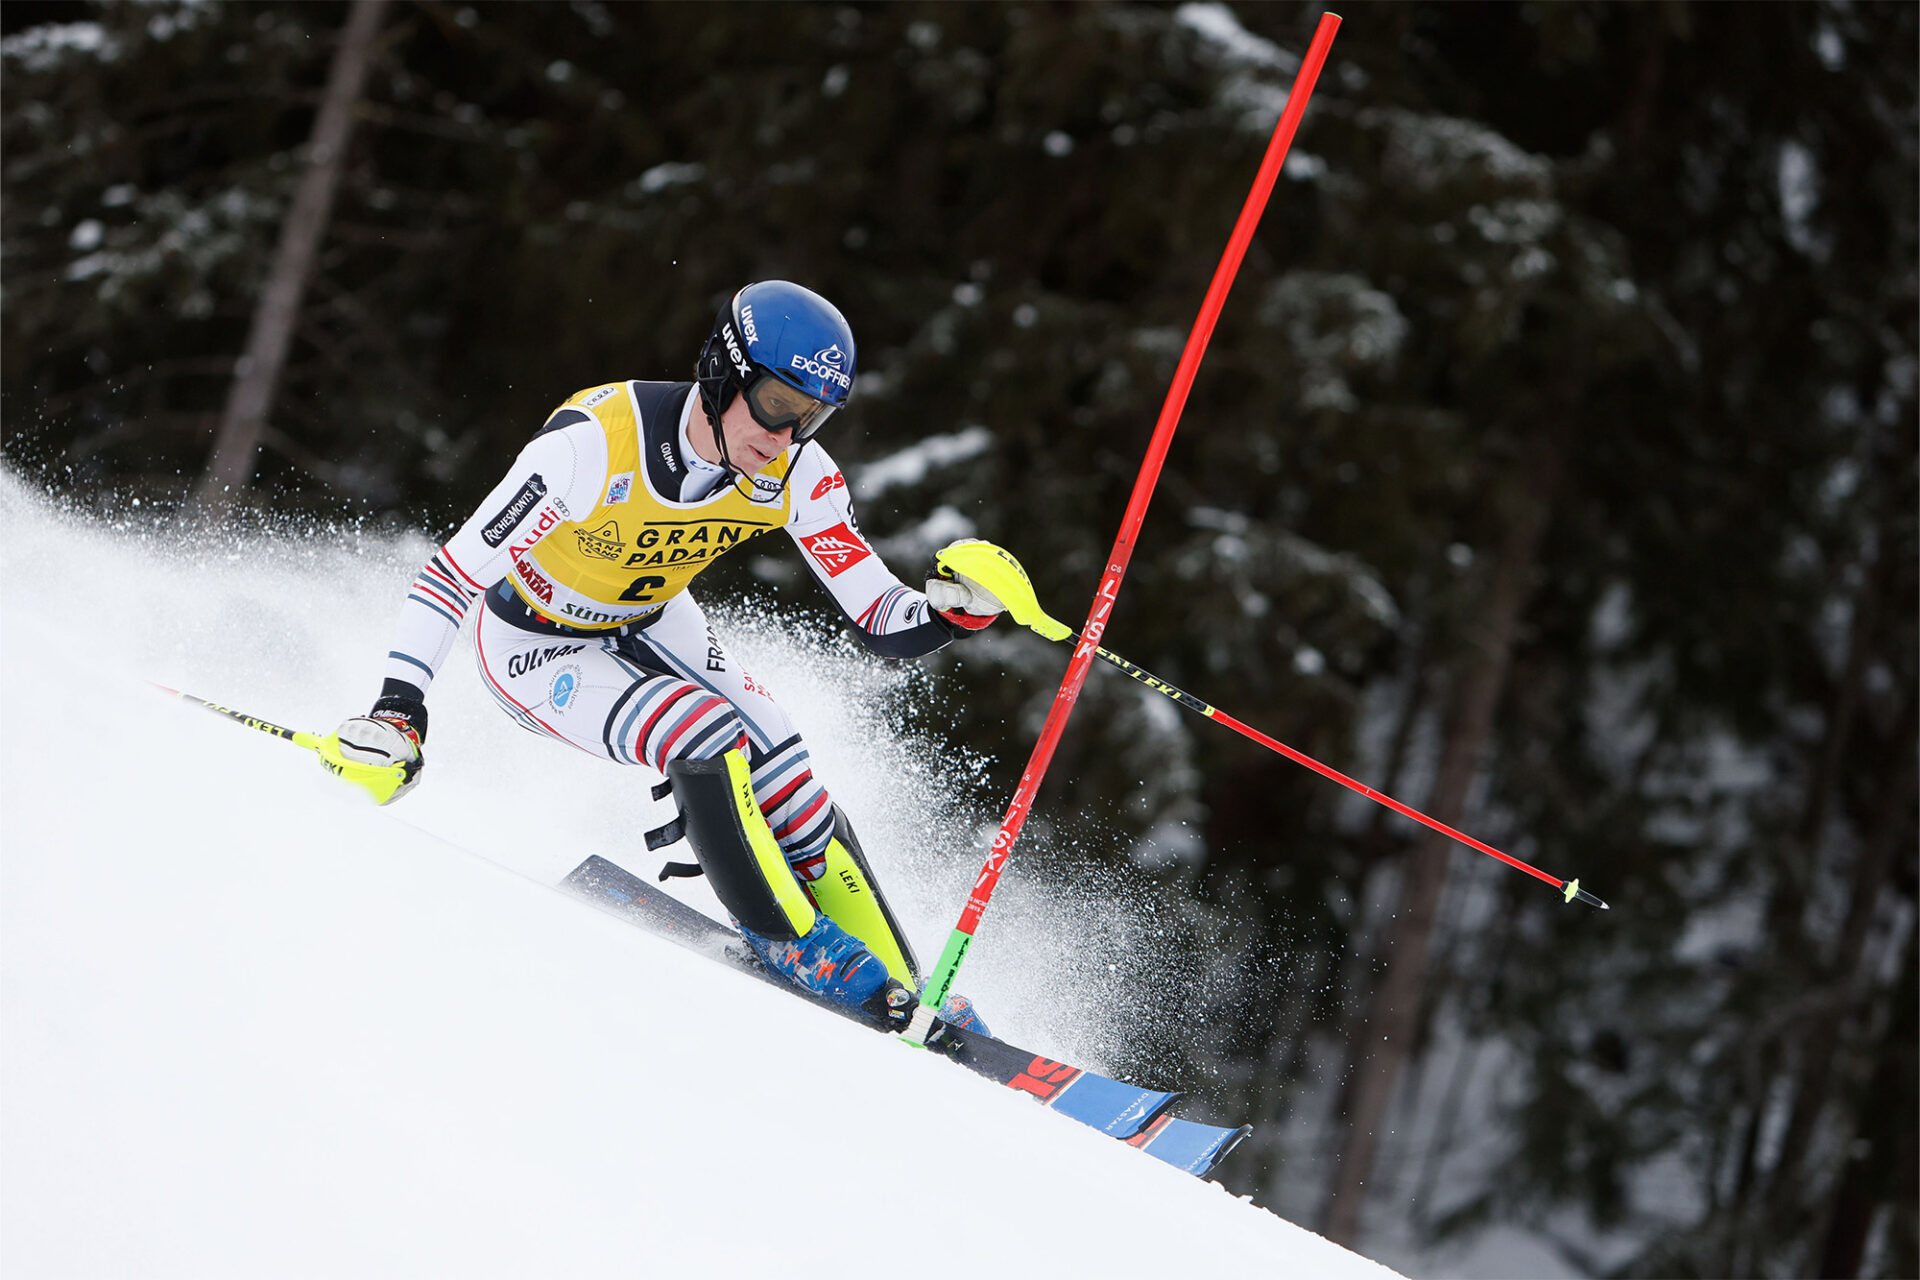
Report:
696,281,856,443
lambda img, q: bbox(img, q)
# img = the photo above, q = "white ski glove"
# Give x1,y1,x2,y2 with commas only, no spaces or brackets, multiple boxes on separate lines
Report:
321,699,425,804
925,548,1008,632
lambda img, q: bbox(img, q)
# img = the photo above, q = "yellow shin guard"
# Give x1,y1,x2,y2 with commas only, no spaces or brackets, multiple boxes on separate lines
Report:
804,812,921,988
663,752,918,984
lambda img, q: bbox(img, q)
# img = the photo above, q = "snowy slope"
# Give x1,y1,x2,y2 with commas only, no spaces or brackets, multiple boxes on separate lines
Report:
0,476,1403,1279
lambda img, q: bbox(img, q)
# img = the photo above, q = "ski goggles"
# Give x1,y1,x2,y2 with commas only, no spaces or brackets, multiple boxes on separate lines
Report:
741,370,837,441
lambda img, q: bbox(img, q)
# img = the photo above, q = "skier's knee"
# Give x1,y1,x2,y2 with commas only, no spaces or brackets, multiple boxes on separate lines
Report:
631,685,748,772
745,734,835,876
666,749,817,941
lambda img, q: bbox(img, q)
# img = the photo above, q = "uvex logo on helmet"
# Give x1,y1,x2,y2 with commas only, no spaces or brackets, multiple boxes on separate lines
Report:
791,344,852,390
721,322,753,379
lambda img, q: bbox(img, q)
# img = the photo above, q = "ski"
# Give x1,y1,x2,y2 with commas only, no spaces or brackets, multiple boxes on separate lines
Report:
561,855,1248,1174
1127,1114,1256,1176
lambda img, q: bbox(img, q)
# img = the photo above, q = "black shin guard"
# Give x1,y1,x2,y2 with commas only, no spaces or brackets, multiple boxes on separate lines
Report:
665,751,817,942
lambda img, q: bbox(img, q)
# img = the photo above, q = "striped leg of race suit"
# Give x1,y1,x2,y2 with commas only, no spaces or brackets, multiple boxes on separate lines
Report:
472,595,837,877
600,659,836,878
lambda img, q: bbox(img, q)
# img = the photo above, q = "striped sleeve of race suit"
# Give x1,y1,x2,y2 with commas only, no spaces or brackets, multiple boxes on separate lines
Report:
855,585,915,634
382,550,485,693
375,421,606,697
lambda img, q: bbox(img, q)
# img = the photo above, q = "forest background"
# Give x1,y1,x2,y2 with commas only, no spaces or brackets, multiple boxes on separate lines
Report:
3,3,1914,1277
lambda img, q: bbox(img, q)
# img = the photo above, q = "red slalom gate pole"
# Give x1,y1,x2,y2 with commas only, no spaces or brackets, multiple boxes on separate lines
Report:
914,12,1345,1025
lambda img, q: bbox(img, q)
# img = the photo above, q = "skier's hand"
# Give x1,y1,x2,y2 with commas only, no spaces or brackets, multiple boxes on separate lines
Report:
926,542,1008,631
317,696,426,804
927,539,1072,641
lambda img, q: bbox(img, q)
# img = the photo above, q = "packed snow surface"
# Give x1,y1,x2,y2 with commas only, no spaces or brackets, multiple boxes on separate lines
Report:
0,476,1402,1279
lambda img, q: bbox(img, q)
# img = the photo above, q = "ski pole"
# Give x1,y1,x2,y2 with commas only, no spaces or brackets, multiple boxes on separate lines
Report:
151,683,325,749
149,684,414,804
925,552,1606,911
1072,640,1605,909
910,12,1345,1037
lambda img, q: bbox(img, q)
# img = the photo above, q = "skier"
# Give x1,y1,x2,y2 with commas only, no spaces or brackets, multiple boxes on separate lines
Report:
324,281,1009,1037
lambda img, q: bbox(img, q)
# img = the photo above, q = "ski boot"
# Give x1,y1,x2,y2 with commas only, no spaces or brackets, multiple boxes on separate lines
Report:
737,916,990,1039
936,992,990,1036
883,983,991,1041
738,913,903,1029
658,751,994,1038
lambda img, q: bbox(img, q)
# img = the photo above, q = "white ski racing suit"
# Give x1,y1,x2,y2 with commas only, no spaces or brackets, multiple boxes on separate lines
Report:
378,379,967,879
